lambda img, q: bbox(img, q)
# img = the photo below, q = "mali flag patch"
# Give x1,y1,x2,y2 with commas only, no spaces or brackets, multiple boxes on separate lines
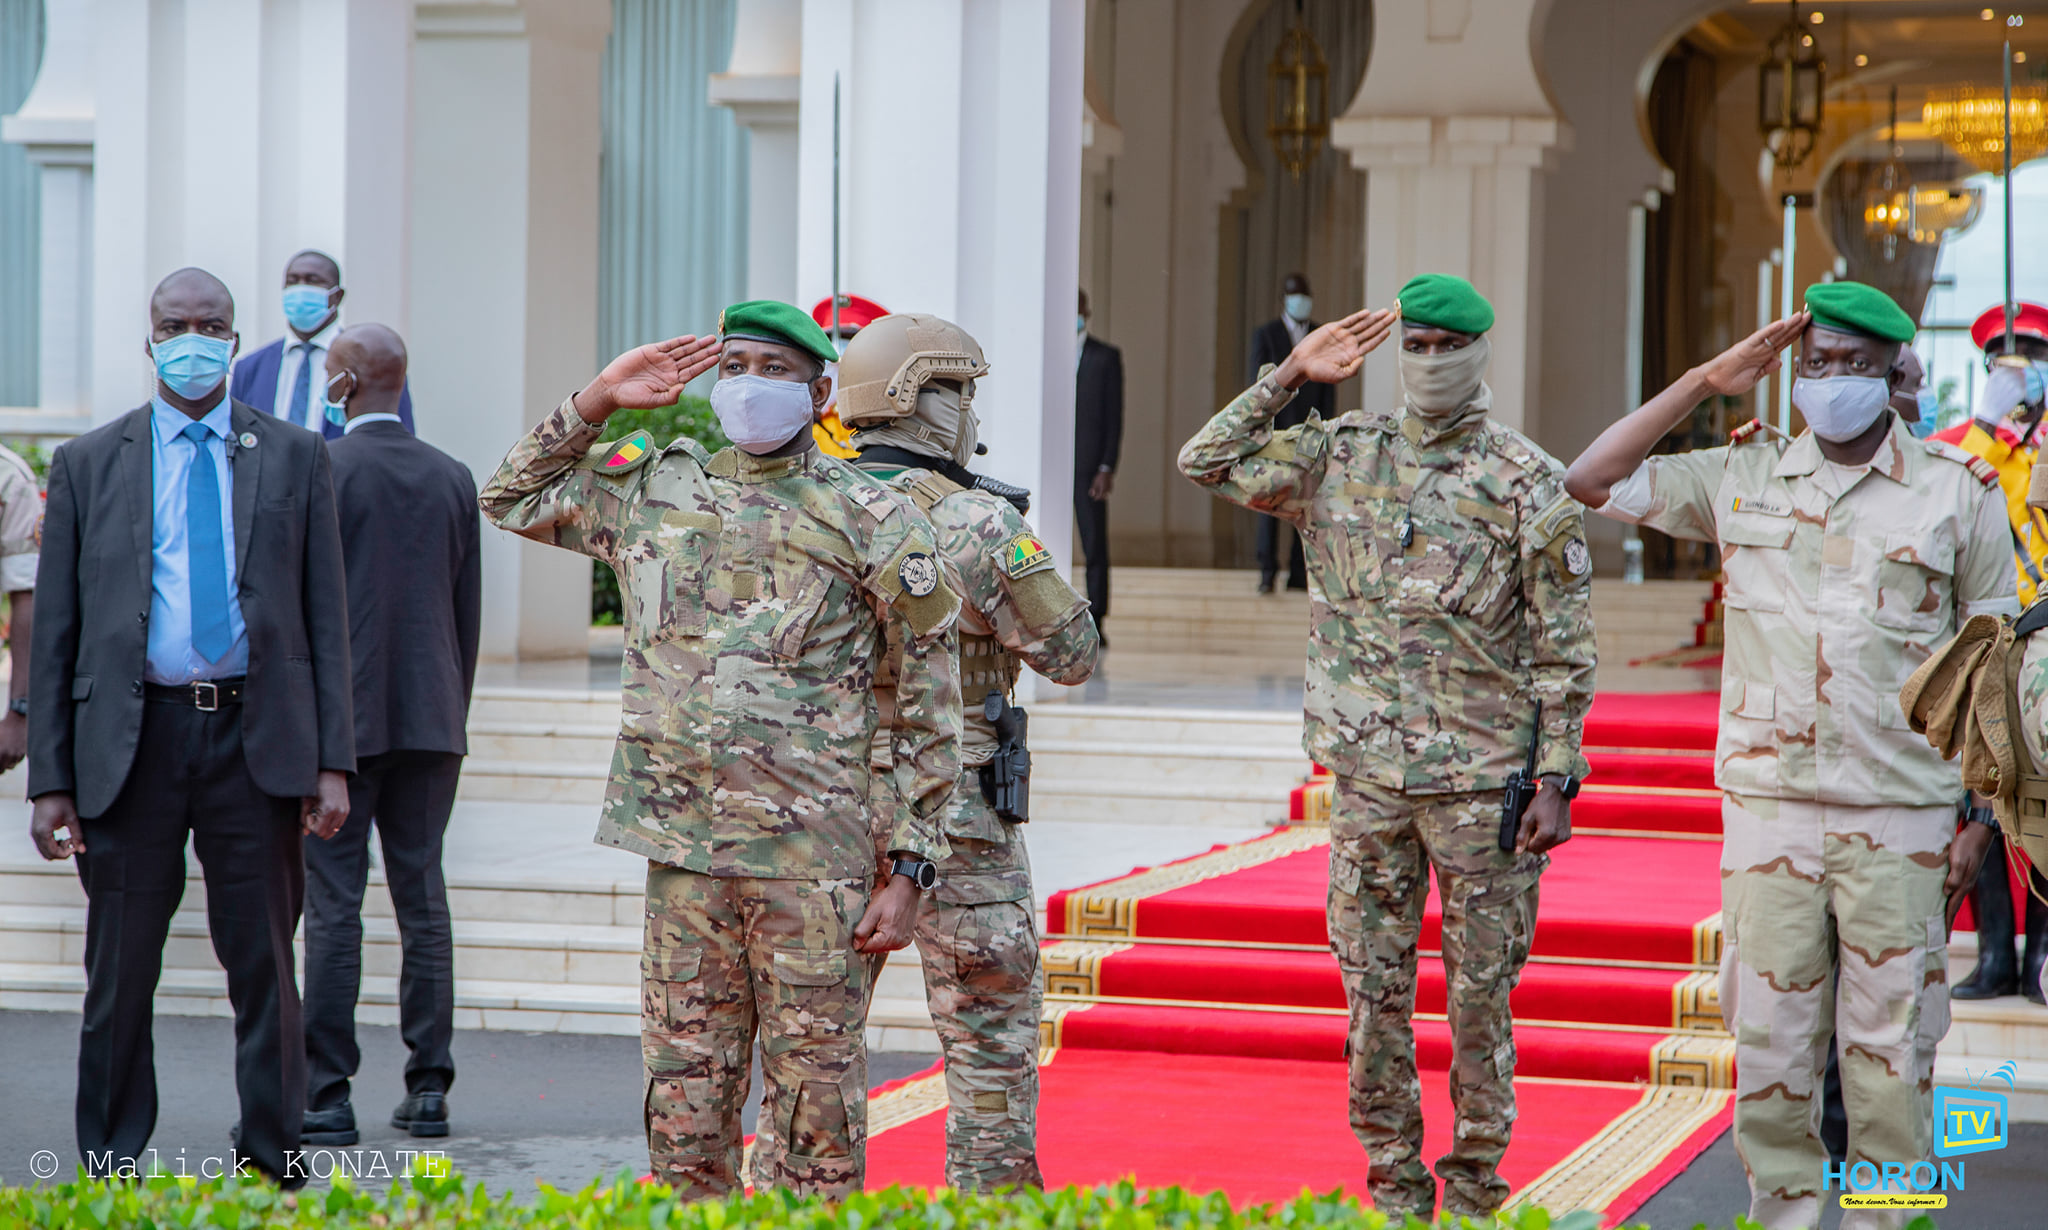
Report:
1001,532,1053,578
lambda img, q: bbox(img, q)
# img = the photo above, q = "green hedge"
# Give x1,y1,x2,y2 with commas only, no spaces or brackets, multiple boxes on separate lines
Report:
0,1174,1663,1230
590,396,729,625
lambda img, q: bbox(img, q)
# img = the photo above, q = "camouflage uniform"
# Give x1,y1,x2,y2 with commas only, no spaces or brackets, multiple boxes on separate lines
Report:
0,443,43,592
1597,417,2016,1230
858,464,1099,1191
479,399,963,1199
1179,373,1596,1216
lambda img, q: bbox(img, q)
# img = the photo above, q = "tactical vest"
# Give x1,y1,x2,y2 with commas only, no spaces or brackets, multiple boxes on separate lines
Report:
899,470,1021,700
1900,601,2048,898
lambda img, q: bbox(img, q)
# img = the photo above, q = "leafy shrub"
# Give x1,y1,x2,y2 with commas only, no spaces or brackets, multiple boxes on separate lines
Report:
590,395,728,625
0,1174,1651,1230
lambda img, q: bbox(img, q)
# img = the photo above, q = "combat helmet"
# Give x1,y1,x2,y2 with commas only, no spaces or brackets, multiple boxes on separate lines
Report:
836,313,990,429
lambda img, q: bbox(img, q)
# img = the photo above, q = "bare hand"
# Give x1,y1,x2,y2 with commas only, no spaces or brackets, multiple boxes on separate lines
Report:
0,711,24,774
30,793,83,860
574,335,724,423
1088,470,1114,502
300,770,351,840
1692,313,1810,397
1515,784,1572,856
1945,820,1998,900
853,875,921,953
1274,307,1398,389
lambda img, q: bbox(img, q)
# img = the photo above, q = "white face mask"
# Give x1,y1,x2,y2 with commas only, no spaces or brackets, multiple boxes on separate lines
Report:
710,373,816,454
1793,374,1891,443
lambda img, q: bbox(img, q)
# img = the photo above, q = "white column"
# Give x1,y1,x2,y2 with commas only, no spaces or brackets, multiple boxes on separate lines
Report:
795,0,1085,583
411,0,611,662
1329,1,1565,435
709,0,800,303
0,0,94,430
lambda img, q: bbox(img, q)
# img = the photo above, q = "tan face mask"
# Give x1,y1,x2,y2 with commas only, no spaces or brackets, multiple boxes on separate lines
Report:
1398,336,1491,417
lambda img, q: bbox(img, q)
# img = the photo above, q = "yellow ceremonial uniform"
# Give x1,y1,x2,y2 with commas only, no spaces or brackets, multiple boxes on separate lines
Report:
1947,420,2048,605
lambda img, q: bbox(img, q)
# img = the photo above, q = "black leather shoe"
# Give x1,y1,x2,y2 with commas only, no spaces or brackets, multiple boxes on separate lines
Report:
391,1091,449,1138
1955,840,2019,1000
1256,574,1276,595
304,1101,360,1146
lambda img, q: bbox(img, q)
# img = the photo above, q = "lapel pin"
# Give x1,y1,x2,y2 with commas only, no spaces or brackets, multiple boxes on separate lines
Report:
239,432,258,449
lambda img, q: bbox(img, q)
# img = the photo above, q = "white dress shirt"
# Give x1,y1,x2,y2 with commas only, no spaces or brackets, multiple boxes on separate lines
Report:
274,318,341,428
342,412,404,435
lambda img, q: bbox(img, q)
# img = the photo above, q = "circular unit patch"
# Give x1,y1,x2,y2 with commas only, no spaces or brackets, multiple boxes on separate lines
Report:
898,552,940,598
1562,538,1592,577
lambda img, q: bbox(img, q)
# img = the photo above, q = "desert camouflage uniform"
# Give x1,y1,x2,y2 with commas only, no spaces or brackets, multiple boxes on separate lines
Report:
1179,373,1596,1216
0,443,43,592
479,398,963,1199
856,464,1099,1191
1597,416,2016,1230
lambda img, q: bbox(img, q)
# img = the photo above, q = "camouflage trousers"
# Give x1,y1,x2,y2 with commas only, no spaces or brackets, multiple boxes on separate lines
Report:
1720,794,1952,1230
640,864,873,1200
1327,776,1544,1218
910,781,1043,1192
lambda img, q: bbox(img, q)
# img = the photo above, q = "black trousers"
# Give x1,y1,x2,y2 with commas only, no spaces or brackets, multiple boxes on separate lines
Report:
1256,515,1307,588
1073,483,1111,622
75,697,304,1182
303,750,462,1111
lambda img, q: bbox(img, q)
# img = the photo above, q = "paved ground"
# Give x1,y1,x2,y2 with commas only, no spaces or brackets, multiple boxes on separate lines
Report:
7,1010,2038,1225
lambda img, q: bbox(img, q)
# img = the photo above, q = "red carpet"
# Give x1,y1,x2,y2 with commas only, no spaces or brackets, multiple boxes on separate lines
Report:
864,1050,1732,1221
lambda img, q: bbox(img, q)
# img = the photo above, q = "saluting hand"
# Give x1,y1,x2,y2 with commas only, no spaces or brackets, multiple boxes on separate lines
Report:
1274,307,1398,390
574,334,724,424
1693,312,1811,397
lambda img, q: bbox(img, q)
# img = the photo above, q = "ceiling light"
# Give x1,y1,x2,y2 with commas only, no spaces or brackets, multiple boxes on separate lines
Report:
1855,54,1869,67
1810,10,1824,23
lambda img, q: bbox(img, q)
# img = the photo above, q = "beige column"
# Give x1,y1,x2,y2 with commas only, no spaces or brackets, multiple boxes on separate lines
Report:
710,0,801,304
411,0,611,661
1328,0,1565,435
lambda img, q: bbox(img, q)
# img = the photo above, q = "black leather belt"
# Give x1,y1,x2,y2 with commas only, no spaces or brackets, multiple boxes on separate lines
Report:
145,678,247,711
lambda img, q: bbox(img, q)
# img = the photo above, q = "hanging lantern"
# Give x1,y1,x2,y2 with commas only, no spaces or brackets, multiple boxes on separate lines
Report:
1758,0,1826,170
1923,84,2048,175
1863,87,1910,261
1266,7,1328,179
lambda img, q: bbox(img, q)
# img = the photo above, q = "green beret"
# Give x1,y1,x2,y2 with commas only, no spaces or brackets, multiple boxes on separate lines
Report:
717,300,839,365
1803,281,1916,345
1397,273,1494,335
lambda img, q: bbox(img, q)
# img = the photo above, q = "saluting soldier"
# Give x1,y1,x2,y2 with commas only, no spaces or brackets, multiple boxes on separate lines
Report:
1565,282,2012,1230
835,313,1100,1190
479,301,963,1199
1179,274,1596,1219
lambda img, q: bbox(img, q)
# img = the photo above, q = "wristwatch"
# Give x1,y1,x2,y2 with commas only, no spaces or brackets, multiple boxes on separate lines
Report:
890,856,939,891
1539,773,1581,801
1965,804,2001,833
7,697,24,718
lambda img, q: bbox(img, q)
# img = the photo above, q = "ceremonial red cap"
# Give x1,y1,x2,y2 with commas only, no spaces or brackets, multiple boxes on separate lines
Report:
811,294,889,337
1970,301,2048,353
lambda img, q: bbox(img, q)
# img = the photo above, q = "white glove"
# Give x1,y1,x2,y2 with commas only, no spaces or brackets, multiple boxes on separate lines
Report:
1978,364,2035,425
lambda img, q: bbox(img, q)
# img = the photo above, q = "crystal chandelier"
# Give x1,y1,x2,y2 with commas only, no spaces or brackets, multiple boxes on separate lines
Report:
1923,84,2048,175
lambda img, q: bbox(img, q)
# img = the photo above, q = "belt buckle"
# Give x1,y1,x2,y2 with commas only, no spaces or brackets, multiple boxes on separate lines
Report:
193,681,219,713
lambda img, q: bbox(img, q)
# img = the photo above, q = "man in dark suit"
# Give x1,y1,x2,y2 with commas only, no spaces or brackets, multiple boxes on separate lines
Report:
1247,273,1334,593
301,324,480,1146
1075,290,1123,642
230,249,415,440
28,267,354,1186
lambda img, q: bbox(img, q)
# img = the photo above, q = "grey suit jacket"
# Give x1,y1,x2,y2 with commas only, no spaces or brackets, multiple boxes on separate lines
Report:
28,400,355,818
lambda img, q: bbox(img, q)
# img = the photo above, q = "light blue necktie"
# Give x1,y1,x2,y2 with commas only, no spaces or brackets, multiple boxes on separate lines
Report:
183,422,233,664
287,343,313,427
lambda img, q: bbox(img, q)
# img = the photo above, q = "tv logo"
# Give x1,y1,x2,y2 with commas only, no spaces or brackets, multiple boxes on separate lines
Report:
1935,1065,2014,1159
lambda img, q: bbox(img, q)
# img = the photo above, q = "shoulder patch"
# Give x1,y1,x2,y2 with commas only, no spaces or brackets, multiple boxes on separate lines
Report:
1528,492,1583,545
996,531,1055,579
581,431,655,479
1966,455,2000,487
1921,439,2001,487
898,551,941,597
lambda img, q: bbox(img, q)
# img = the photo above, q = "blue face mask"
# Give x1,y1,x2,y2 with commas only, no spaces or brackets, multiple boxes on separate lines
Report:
1283,293,1313,323
1077,314,1088,335
151,332,236,401
322,371,352,427
1908,386,1941,438
283,283,337,334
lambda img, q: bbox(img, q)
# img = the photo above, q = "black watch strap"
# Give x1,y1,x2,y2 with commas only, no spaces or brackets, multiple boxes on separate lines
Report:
891,857,938,891
7,697,24,718
1541,773,1581,801
1965,804,2001,833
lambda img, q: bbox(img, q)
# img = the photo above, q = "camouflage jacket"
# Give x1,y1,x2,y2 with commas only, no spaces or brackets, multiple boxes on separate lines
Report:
858,463,1100,766
479,398,964,877
1597,416,2017,806
1178,374,1595,792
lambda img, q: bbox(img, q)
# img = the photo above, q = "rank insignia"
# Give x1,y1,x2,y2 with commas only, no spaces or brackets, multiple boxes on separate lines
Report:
1001,532,1052,577
600,431,654,474
1562,538,1592,577
899,551,940,598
